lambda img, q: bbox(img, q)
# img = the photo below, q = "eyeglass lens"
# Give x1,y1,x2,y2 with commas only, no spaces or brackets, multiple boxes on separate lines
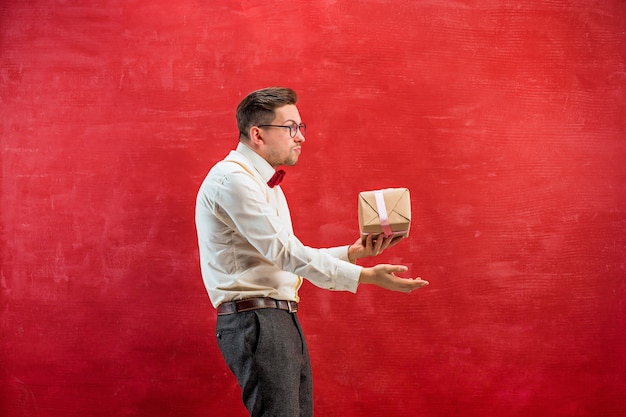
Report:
289,122,306,137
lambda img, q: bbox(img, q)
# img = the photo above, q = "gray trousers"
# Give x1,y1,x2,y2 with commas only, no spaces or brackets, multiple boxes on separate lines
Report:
216,308,313,417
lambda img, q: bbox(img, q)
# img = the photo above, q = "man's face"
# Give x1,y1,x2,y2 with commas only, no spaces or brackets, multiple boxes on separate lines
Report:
258,104,305,168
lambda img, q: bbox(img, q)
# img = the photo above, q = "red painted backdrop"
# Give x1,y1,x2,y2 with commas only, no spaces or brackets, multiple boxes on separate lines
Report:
1,1,625,416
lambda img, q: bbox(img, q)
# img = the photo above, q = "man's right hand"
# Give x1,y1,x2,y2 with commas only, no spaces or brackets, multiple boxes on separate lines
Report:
359,264,429,293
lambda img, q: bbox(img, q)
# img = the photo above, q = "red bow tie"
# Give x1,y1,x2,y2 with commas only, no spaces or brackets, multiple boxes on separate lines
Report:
267,169,286,188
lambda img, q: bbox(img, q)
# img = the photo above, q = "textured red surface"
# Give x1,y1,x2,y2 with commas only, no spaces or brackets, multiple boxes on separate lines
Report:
1,1,625,416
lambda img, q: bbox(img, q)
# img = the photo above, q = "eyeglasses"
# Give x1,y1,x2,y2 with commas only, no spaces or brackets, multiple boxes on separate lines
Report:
257,122,306,138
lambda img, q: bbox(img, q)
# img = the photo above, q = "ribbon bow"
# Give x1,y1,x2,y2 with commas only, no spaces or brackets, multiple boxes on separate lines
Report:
267,169,286,188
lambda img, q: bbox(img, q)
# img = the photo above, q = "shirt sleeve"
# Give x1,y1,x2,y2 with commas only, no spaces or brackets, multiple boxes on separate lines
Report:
213,169,362,292
320,246,352,262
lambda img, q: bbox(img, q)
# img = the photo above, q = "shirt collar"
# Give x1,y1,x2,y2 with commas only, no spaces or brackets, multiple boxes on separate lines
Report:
235,142,277,184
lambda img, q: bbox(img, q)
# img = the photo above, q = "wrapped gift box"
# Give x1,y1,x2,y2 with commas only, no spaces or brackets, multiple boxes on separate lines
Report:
358,188,411,241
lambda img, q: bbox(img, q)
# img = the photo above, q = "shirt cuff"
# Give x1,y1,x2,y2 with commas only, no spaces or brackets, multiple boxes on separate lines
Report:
333,260,362,293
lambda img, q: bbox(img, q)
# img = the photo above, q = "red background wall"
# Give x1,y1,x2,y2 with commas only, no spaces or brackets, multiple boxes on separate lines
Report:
1,1,625,416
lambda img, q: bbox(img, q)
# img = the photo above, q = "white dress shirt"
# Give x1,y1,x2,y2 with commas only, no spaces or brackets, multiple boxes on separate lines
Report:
196,142,362,308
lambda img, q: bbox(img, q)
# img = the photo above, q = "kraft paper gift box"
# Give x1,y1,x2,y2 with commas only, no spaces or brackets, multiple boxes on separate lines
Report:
358,188,411,242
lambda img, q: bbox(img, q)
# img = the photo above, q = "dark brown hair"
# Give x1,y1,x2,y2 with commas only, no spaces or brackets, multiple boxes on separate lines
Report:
236,87,298,140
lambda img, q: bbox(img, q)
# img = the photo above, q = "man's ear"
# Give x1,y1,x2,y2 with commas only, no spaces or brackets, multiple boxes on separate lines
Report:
248,126,264,146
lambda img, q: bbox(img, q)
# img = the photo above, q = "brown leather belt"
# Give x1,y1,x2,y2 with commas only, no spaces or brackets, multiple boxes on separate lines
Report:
217,297,298,316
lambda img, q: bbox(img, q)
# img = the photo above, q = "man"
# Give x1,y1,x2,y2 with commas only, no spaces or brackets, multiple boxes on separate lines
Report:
195,87,428,417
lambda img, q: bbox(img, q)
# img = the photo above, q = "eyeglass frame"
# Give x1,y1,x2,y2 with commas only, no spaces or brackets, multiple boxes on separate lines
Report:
257,122,306,138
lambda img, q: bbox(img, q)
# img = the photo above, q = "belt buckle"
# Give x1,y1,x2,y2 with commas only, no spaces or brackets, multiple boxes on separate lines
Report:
287,301,296,313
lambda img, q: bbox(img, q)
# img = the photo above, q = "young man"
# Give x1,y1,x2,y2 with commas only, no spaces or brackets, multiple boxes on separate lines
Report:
195,87,428,417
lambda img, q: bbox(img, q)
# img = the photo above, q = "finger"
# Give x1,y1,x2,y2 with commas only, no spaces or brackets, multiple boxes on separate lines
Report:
402,279,429,292
380,235,394,250
373,234,385,252
386,264,409,274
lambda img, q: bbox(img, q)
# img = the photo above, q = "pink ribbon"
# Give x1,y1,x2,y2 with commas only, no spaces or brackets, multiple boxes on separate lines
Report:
374,191,393,237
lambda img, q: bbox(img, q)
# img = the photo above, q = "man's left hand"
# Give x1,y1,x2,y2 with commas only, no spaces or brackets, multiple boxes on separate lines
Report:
348,234,404,262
